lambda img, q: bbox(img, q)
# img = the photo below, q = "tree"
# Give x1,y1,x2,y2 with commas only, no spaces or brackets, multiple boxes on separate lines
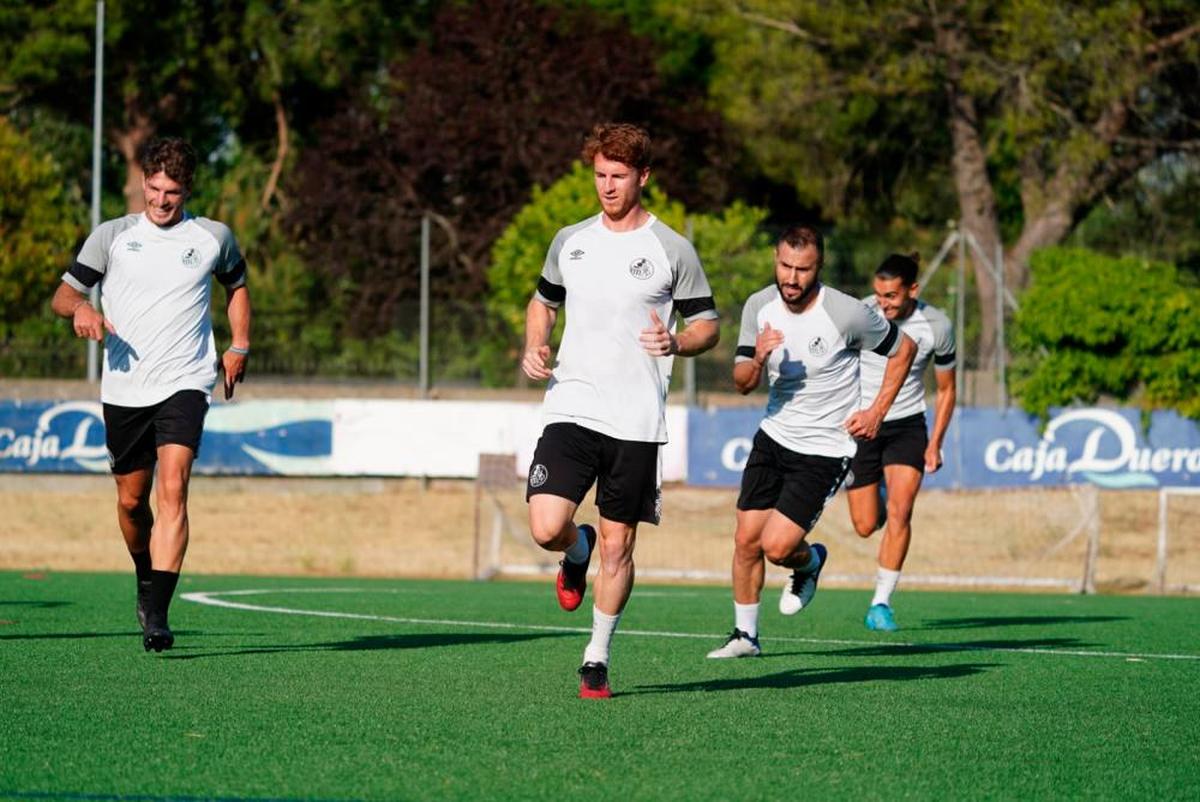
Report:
488,161,773,369
668,0,1200,363
0,117,87,327
1010,247,1200,418
287,0,732,338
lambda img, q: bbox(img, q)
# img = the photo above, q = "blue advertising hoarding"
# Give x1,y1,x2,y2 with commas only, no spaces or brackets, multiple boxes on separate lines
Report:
0,400,333,475
688,405,1200,489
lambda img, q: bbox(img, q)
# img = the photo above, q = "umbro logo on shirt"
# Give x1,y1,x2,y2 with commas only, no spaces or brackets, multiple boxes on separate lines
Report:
126,241,143,252
569,249,585,260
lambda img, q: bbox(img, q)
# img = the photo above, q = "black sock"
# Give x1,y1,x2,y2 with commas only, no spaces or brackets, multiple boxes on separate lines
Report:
147,570,180,629
130,549,152,586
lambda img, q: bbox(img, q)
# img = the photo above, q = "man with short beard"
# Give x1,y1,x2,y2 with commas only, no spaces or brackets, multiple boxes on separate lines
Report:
522,123,719,697
707,224,915,659
50,137,251,653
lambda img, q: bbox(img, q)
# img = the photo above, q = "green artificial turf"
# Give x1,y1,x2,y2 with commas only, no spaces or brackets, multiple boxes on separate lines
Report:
1,571,1197,801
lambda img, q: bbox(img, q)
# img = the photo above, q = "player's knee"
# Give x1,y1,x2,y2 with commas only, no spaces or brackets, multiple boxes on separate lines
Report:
156,476,189,515
887,499,914,526
116,491,149,517
760,537,793,566
733,530,763,560
851,515,876,538
528,518,570,550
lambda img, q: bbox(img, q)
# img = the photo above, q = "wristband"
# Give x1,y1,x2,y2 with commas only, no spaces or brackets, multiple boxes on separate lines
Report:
228,345,250,355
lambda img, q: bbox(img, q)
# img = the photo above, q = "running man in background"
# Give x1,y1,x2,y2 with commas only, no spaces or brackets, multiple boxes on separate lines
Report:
846,253,956,631
707,224,915,659
50,137,251,652
522,123,719,696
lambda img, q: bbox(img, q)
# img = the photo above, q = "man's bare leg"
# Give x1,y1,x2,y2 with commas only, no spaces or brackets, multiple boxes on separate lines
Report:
143,444,196,650
708,508,771,657
114,467,154,629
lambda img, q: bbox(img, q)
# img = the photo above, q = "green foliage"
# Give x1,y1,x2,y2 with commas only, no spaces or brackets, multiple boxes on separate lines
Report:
1011,248,1200,418
0,117,86,327
487,162,774,345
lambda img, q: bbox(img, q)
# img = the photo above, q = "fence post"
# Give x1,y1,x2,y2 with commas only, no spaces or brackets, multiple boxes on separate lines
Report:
1081,484,1100,594
996,240,1006,411
419,214,430,397
86,1,105,384
955,222,967,405
683,218,697,406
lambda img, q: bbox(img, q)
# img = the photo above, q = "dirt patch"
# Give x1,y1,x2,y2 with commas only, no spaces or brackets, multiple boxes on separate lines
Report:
3,475,1193,593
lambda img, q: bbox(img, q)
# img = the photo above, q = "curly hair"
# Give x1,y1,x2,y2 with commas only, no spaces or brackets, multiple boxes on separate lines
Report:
138,137,197,189
581,123,652,171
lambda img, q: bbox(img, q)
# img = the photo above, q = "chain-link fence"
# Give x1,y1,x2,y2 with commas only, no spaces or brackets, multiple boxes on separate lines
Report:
3,238,1011,406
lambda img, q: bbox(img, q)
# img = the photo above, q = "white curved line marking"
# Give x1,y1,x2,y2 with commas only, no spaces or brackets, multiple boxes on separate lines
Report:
179,588,1200,662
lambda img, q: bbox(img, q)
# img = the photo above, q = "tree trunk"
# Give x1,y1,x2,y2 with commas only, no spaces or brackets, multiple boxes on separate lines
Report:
112,104,154,214
935,14,1003,367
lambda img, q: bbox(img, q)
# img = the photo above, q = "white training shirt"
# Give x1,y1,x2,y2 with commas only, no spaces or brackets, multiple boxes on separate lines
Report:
63,212,247,407
736,283,900,458
859,298,956,420
534,213,717,443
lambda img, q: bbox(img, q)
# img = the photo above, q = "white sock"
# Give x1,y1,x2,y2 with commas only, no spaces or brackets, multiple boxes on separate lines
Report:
734,602,760,639
563,525,590,564
582,606,621,666
872,567,902,607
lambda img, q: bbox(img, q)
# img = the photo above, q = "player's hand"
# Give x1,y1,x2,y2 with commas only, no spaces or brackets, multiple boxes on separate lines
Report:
845,408,884,439
522,344,554,381
639,310,676,357
754,322,784,366
221,349,248,400
72,303,115,341
925,442,944,473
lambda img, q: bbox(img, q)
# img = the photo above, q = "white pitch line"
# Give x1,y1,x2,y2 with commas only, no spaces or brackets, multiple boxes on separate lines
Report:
180,588,1200,663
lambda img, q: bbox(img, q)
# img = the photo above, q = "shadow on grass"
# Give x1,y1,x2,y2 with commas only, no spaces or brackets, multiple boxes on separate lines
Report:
0,600,72,609
627,662,997,696
0,629,258,643
806,637,1101,659
163,629,575,660
916,615,1128,630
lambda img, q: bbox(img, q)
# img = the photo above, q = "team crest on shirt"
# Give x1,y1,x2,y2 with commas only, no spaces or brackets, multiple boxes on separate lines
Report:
529,463,548,488
628,257,655,280
180,247,201,268
808,336,829,357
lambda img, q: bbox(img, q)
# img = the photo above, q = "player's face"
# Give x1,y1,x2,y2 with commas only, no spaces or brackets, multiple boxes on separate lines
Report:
593,154,648,222
873,276,919,320
142,171,188,227
775,242,821,309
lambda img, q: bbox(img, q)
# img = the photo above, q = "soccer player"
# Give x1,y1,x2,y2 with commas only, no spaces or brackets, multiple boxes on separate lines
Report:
50,137,251,652
707,224,915,659
846,253,956,631
522,123,719,697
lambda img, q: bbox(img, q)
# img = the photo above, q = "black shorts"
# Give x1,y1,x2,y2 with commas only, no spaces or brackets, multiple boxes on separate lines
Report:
845,412,928,489
526,422,661,526
737,429,850,532
103,390,209,475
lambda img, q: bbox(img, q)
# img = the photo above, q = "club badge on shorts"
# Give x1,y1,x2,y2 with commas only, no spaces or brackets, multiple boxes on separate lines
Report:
529,463,548,488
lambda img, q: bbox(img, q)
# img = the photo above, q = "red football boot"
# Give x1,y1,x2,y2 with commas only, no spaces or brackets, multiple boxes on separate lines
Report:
555,524,596,612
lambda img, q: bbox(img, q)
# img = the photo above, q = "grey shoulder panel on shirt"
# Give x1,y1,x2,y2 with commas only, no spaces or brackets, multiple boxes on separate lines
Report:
539,216,596,287
917,300,957,363
649,218,717,324
76,214,140,270
194,217,242,266
822,284,872,334
736,285,778,358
